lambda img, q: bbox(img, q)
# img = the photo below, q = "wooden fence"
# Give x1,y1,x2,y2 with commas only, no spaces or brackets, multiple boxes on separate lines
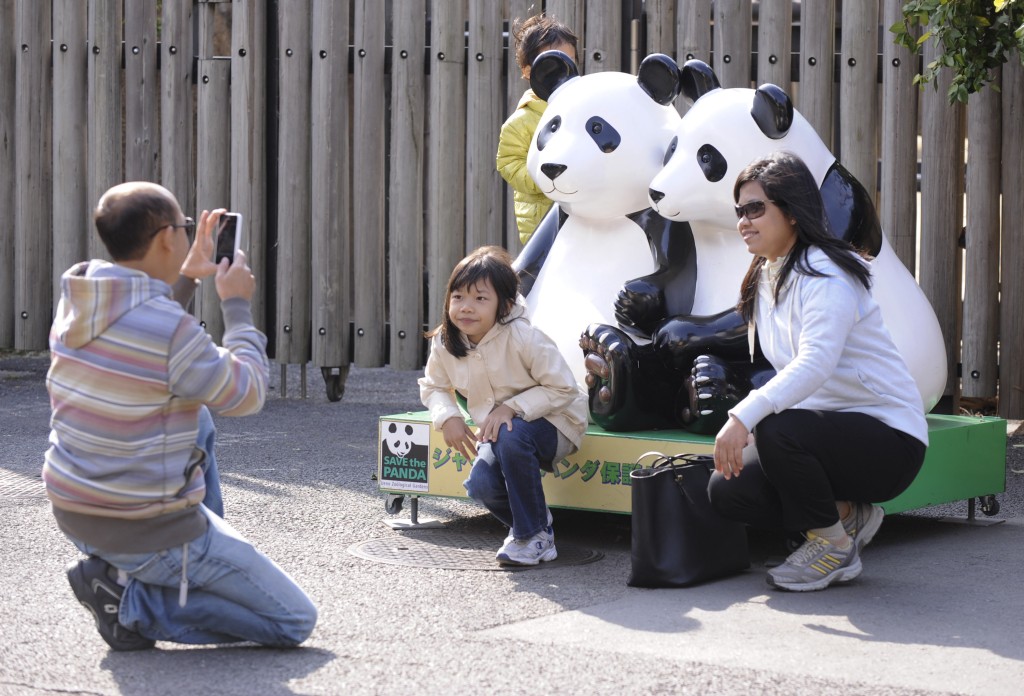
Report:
1,0,1021,418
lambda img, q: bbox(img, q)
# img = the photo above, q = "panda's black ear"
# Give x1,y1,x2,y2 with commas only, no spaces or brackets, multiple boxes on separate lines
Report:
752,83,793,139
637,54,681,105
531,50,579,101
679,59,720,104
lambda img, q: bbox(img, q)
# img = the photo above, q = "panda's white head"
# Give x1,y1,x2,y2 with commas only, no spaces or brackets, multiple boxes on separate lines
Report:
648,60,835,225
526,52,682,221
384,422,414,458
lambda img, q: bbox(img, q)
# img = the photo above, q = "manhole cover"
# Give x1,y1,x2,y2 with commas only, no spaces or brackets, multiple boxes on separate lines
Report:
348,530,603,571
0,469,46,499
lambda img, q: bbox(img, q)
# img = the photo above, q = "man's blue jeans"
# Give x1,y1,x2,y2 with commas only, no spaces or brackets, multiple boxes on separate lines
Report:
69,407,317,646
463,416,556,540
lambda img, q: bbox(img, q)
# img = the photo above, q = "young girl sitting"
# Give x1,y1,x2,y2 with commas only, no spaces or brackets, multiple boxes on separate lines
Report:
419,246,588,565
496,13,578,245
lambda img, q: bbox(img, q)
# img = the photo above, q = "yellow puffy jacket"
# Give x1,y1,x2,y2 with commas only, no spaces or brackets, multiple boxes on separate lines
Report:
496,89,553,244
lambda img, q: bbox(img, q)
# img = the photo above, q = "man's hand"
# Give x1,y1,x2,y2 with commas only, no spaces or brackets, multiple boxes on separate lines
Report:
441,416,478,461
180,209,223,280
215,250,256,302
477,403,515,443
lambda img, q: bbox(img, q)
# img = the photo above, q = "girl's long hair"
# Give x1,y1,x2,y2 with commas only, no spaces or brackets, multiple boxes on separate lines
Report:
426,246,520,358
735,151,872,322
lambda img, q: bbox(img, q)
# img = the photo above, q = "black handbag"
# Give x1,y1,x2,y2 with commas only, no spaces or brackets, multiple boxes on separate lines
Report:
628,452,750,588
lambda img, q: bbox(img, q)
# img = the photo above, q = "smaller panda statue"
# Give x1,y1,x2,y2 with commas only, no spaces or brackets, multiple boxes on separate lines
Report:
582,59,947,434
514,51,699,423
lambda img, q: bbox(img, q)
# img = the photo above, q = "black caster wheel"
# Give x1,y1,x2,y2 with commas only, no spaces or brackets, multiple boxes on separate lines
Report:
385,494,404,515
321,366,350,402
979,495,1000,516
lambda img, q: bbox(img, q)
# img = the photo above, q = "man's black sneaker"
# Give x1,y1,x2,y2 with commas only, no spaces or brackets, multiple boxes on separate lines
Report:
66,557,155,651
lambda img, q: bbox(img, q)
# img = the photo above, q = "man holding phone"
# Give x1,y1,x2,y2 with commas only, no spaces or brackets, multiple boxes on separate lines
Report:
44,181,317,650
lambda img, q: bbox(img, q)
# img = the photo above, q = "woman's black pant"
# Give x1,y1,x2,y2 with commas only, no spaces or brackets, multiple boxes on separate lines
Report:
708,409,926,533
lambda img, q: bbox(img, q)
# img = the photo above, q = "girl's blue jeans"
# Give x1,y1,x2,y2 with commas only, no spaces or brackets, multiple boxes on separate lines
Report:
68,406,317,647
463,416,556,540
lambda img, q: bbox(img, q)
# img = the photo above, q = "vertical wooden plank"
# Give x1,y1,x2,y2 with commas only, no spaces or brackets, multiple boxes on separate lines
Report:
756,0,790,90
389,0,426,369
880,0,920,272
504,0,533,255
713,0,751,88
161,0,194,220
310,0,350,371
125,0,158,182
14,0,51,350
676,0,712,64
1000,58,1024,418
0,0,14,347
195,4,231,342
675,0,712,116
426,0,467,328
546,0,585,72
51,0,88,298
919,41,964,399
582,0,620,74
466,0,503,251
231,0,266,331
838,0,878,198
275,0,312,365
797,0,834,148
645,0,675,58
352,0,385,366
87,0,123,261
961,77,1000,399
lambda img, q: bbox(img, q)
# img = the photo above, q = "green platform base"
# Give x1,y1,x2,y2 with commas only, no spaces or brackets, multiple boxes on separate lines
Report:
377,412,1006,517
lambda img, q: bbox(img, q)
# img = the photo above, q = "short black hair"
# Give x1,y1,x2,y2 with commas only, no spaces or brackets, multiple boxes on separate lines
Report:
513,13,578,72
94,183,180,261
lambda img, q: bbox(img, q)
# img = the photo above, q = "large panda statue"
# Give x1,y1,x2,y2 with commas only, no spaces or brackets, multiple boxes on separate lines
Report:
582,59,947,433
514,51,698,415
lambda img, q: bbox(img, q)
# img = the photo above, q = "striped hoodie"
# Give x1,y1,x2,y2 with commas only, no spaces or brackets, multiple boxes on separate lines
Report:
43,260,269,553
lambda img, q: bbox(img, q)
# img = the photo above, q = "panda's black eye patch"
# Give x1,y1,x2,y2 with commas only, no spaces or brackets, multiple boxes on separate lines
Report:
586,117,620,153
696,144,727,182
663,136,678,165
536,115,561,151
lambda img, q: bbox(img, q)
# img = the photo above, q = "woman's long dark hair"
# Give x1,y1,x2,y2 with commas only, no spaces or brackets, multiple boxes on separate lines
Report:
426,245,520,358
735,152,872,322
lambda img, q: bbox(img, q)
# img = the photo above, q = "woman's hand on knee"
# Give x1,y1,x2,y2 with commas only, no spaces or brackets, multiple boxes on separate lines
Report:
714,415,749,479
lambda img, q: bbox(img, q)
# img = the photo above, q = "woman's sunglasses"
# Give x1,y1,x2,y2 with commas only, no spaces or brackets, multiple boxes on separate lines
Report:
734,200,774,220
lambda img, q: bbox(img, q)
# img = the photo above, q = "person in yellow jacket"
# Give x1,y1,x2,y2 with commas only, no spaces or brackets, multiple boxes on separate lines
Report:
496,14,578,245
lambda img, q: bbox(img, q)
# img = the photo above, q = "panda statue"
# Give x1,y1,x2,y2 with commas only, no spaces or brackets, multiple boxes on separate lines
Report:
514,51,700,431
582,58,947,434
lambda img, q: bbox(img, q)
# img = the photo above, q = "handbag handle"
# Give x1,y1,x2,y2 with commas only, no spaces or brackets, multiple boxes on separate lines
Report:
636,451,714,471
635,451,715,505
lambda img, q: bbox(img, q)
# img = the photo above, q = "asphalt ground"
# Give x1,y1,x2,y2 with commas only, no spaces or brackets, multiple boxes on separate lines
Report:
1,351,1022,696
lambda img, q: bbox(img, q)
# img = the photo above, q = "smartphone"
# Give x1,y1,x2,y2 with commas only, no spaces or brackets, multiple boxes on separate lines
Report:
215,213,243,265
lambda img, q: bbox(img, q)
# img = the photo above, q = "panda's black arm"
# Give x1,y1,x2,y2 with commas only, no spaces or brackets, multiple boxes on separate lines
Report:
512,203,564,297
614,211,696,335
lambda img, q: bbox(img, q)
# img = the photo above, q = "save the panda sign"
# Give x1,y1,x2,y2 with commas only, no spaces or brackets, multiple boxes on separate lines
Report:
379,419,431,492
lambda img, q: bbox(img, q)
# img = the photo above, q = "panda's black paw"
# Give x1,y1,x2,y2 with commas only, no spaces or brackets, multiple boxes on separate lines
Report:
614,279,664,336
678,354,745,435
581,323,630,413
580,324,676,431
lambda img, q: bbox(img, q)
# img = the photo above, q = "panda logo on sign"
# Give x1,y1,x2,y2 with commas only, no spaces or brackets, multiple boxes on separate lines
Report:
383,422,416,459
